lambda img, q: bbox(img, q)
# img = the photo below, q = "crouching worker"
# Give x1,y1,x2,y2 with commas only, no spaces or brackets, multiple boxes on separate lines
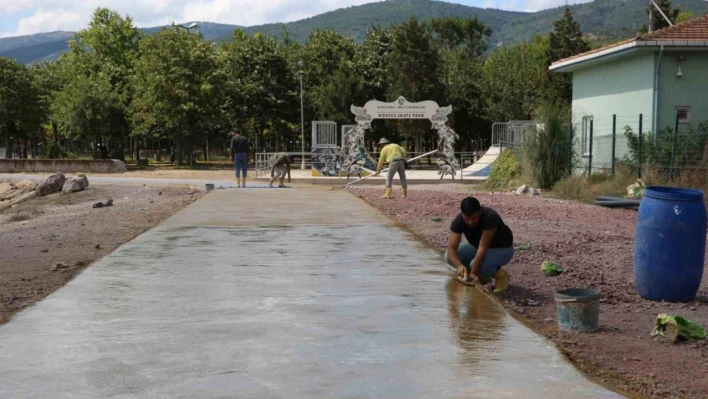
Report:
445,197,514,294
269,152,292,188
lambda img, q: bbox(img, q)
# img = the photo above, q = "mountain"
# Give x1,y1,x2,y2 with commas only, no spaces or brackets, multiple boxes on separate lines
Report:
2,0,708,64
494,0,708,47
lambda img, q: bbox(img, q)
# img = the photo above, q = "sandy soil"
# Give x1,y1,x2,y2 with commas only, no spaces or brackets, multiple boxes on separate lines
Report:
354,188,708,399
0,184,202,325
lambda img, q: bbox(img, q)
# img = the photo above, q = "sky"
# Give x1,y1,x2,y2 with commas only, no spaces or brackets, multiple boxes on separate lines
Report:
0,0,593,38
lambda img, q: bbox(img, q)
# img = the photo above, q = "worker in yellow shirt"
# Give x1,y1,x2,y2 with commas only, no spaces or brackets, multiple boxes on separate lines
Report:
374,138,408,199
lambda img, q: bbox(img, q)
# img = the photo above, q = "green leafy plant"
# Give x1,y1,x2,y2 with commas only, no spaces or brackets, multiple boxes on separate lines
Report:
541,261,563,276
485,149,521,190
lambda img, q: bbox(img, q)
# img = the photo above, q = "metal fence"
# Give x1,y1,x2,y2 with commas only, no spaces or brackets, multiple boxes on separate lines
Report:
492,120,538,147
581,114,708,182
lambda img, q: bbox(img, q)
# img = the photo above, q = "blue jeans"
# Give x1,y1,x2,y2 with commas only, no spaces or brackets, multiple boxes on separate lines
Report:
444,242,514,277
234,153,248,178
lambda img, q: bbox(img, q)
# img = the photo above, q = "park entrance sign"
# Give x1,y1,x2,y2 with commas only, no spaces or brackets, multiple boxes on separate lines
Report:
346,96,459,178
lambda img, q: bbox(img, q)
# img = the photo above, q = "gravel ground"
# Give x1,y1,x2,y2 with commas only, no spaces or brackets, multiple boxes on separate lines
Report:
0,184,202,325
354,188,708,399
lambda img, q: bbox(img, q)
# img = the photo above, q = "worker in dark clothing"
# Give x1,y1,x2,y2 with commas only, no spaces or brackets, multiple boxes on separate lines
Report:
269,152,292,188
230,131,249,188
445,197,514,294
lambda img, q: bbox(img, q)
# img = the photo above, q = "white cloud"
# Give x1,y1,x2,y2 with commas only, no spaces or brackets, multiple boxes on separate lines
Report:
0,0,379,38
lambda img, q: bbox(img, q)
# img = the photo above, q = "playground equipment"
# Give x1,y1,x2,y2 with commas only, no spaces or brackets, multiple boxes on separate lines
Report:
310,121,347,177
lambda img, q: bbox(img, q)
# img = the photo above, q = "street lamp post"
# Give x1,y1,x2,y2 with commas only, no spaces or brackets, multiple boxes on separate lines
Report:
298,61,306,170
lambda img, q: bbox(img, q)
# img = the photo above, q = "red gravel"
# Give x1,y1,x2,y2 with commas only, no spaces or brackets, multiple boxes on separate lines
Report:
354,188,708,399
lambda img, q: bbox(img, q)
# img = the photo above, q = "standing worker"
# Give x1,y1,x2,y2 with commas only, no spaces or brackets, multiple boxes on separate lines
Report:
445,197,514,294
374,138,408,199
230,130,249,188
269,152,292,188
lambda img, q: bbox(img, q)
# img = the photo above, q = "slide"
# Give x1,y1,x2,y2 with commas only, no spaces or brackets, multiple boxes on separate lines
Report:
462,146,502,178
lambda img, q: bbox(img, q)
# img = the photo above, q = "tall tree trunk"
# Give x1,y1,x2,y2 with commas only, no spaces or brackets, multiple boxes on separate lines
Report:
134,139,141,162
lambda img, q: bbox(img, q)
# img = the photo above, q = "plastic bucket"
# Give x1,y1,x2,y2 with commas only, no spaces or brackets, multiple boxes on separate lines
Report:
634,186,707,302
554,288,601,333
205,183,215,192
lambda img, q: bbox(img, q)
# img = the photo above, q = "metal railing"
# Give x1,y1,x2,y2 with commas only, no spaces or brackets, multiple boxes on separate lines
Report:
492,120,538,147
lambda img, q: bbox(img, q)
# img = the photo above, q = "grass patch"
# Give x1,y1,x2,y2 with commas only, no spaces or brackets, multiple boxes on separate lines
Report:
551,168,635,203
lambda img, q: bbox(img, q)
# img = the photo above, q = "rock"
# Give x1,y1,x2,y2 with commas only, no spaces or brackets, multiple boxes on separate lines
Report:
529,188,540,196
41,249,49,253
37,172,66,197
92,199,114,209
62,174,89,194
515,184,529,195
95,244,101,249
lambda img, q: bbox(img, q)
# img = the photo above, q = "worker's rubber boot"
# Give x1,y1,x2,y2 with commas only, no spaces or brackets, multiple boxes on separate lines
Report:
402,187,408,199
279,177,285,188
478,276,491,285
492,268,509,295
382,187,393,199
237,177,241,187
269,177,275,188
241,177,247,188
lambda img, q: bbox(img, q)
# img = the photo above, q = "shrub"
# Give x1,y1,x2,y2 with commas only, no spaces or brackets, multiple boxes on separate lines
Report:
523,102,574,189
485,149,521,190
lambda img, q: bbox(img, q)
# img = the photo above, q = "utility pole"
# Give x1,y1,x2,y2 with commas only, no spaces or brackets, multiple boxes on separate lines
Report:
298,61,306,170
649,0,653,33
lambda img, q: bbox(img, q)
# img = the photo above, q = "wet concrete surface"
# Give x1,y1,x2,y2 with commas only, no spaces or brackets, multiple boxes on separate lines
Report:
0,187,622,398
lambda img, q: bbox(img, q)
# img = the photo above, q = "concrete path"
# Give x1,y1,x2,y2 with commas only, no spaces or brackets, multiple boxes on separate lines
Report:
0,186,622,398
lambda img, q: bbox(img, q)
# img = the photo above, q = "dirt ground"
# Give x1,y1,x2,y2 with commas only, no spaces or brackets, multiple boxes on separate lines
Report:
354,187,708,399
0,183,202,325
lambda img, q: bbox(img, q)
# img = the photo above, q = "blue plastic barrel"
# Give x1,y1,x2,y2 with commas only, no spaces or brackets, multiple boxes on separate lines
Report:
634,186,707,302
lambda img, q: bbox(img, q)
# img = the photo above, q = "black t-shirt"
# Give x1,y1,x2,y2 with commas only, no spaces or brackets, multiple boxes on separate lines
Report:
231,136,249,154
450,207,513,248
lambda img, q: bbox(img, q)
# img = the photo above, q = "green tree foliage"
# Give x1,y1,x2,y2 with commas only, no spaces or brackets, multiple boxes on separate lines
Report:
50,8,141,158
482,38,548,122
0,57,46,158
130,26,223,165
547,7,590,103
220,31,297,153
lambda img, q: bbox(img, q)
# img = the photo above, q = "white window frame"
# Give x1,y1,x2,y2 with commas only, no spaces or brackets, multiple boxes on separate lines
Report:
581,115,593,156
676,106,691,124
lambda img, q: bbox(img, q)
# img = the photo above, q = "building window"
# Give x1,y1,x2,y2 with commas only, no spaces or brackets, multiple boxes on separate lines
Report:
581,116,593,156
676,107,691,124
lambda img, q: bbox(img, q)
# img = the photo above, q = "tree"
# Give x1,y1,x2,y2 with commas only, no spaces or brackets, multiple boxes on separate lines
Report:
0,57,46,159
483,39,548,122
388,16,445,153
430,16,492,150
55,8,141,159
426,16,492,58
220,31,297,153
51,73,123,158
641,0,682,33
547,7,590,103
130,26,223,166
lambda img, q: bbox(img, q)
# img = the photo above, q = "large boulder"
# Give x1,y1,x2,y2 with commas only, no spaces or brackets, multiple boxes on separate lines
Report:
62,174,89,194
37,172,66,197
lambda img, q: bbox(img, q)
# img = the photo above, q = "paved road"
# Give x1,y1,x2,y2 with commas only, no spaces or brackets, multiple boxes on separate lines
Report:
0,186,622,398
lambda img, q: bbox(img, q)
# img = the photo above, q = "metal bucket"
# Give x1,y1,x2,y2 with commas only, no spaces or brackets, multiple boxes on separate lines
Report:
554,288,601,333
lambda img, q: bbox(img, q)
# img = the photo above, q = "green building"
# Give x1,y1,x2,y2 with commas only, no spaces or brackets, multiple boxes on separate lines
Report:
551,15,708,172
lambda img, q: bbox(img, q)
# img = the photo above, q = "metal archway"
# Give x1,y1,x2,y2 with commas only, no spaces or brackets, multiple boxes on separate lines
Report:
348,96,459,178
